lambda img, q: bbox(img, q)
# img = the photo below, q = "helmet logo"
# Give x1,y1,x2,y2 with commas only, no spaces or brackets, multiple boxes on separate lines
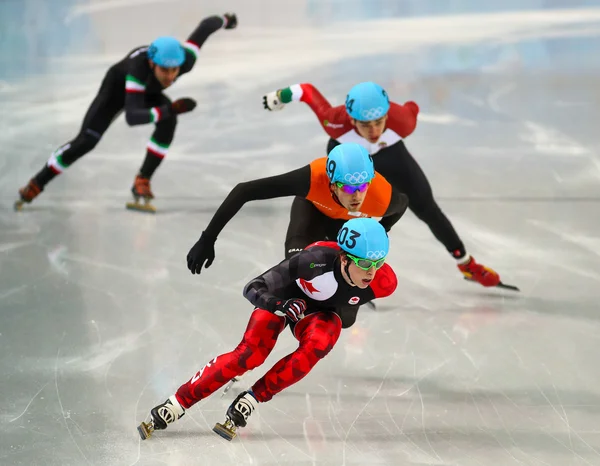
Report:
366,250,386,260
343,171,369,184
360,107,386,120
337,227,361,250
327,159,337,181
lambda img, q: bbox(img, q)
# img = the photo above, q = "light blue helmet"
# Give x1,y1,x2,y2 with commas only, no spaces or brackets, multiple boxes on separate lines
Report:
326,143,375,185
337,218,389,260
147,36,185,68
345,82,390,121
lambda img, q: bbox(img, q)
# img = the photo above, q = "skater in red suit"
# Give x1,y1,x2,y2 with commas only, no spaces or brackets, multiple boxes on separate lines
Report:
262,81,512,289
138,217,397,441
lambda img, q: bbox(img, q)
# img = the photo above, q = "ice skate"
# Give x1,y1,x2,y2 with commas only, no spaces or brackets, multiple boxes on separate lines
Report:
14,179,42,211
220,373,247,398
213,390,258,441
126,175,156,213
459,256,519,291
137,395,185,440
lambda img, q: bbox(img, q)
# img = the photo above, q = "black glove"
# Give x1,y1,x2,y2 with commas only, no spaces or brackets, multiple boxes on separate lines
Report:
223,13,237,29
274,298,307,323
172,98,197,115
187,231,216,275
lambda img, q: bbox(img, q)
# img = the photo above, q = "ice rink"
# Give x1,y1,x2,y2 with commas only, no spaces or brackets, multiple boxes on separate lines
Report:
1,0,600,464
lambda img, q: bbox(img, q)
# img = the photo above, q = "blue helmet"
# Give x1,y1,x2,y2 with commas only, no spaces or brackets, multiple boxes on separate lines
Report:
345,82,390,121
326,143,375,185
337,218,389,260
147,36,185,68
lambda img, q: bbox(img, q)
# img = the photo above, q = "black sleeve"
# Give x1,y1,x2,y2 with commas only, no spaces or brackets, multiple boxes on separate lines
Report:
124,55,171,126
204,165,312,238
379,188,408,232
124,93,171,126
179,16,226,75
243,249,323,311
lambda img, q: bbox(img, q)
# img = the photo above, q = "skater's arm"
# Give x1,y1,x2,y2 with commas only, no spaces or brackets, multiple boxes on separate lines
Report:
180,15,231,73
368,263,398,299
379,189,409,232
243,250,322,311
124,92,171,126
387,101,420,139
124,57,171,126
277,84,350,137
204,166,312,239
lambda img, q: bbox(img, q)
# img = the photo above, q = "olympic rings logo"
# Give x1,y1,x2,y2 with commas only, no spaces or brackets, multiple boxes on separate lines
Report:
366,251,386,260
360,107,386,120
343,171,370,184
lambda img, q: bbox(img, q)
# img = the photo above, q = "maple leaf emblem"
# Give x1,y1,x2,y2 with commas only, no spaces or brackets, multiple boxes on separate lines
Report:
299,278,320,295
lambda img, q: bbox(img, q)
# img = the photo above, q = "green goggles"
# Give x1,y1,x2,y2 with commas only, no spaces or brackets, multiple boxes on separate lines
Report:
346,253,386,271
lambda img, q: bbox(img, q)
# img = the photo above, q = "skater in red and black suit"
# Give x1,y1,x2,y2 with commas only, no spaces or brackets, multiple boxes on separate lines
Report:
262,81,514,289
15,13,237,212
138,217,396,441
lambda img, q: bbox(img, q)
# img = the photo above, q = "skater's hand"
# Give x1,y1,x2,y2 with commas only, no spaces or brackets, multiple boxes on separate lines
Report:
263,90,285,111
187,231,216,275
223,13,237,29
274,298,306,322
172,98,197,115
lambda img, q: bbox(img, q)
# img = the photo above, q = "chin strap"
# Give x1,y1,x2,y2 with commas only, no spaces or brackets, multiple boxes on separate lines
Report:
329,184,345,208
343,259,356,286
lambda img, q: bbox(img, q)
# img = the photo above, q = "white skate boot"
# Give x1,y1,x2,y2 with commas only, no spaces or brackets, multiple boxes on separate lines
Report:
138,395,185,440
213,390,258,441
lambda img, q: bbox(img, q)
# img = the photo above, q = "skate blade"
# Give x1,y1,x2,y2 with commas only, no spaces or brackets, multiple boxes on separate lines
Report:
463,277,520,292
137,421,154,440
213,422,237,441
220,376,240,398
14,200,25,211
126,201,156,213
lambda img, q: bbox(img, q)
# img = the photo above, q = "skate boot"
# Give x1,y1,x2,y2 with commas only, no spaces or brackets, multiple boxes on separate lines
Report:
458,255,501,287
14,179,42,211
213,390,258,441
137,395,185,440
126,175,156,213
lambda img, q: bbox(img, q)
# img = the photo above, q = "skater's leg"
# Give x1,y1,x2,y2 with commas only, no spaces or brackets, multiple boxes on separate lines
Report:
137,94,177,181
18,68,123,205
251,312,342,402
211,312,342,440
175,309,285,409
374,142,502,287
284,197,342,258
127,94,176,206
374,141,466,258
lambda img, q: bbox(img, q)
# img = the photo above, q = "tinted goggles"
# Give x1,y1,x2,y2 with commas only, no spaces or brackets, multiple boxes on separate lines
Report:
335,181,370,194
